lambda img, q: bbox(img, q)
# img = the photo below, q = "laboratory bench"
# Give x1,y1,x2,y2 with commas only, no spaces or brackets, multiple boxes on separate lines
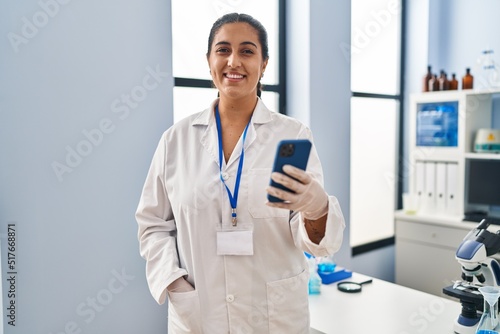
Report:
309,272,461,334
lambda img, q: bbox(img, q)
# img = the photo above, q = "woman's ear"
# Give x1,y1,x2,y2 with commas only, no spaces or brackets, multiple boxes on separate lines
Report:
206,55,212,76
261,58,269,77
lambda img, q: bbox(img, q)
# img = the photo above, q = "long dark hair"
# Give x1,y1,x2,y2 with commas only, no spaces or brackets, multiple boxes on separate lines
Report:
207,13,269,97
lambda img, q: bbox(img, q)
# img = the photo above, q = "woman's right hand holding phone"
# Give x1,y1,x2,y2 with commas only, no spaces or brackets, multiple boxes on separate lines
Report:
266,164,328,220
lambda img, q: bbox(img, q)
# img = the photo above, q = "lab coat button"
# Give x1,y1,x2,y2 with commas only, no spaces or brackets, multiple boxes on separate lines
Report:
226,294,234,303
222,172,229,180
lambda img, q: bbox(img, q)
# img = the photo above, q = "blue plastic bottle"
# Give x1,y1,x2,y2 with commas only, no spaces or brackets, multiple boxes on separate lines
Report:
307,256,321,295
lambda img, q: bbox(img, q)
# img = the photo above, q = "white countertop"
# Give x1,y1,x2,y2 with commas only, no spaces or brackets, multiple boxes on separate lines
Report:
394,210,500,233
309,273,462,334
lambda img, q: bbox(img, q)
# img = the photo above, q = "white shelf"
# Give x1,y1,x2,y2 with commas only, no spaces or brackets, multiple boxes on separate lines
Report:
464,152,500,160
418,88,500,97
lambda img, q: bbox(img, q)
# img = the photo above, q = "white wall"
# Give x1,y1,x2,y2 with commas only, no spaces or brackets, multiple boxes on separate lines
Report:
287,0,352,269
286,0,310,125
405,0,500,188
0,0,172,332
309,0,352,269
429,0,500,92
428,0,500,128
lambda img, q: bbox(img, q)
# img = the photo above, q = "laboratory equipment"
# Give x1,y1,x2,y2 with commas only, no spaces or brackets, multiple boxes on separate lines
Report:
474,129,500,153
475,49,500,89
438,70,450,91
428,74,438,91
450,73,459,90
476,286,500,333
463,68,474,89
423,65,432,92
318,267,352,284
310,254,352,285
306,253,321,295
337,279,373,293
317,255,336,274
402,192,419,214
443,219,500,334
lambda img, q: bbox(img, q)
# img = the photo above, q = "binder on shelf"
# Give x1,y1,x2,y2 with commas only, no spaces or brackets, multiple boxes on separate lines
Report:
423,162,436,213
446,163,459,215
435,162,447,213
415,161,425,210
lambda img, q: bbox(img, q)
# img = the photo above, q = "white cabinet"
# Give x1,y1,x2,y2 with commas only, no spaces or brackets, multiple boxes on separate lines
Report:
395,213,500,296
395,213,467,296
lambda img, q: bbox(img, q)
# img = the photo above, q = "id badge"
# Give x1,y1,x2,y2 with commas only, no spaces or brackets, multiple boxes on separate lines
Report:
217,230,254,256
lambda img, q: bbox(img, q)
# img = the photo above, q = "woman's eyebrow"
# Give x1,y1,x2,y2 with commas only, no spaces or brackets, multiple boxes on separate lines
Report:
240,41,258,48
215,41,258,48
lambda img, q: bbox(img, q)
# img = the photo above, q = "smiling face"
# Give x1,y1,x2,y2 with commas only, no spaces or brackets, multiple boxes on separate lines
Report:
207,22,268,101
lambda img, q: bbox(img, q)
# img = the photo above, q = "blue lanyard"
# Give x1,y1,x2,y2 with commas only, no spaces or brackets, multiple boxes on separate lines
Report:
215,105,251,226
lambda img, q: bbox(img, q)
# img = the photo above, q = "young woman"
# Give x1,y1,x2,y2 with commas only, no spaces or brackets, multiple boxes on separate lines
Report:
136,13,345,333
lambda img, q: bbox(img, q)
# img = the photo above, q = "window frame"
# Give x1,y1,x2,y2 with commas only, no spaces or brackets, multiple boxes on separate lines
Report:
350,0,406,256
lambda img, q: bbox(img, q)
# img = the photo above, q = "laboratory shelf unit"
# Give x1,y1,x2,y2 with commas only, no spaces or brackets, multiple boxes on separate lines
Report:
395,89,500,297
408,89,498,217
464,152,500,160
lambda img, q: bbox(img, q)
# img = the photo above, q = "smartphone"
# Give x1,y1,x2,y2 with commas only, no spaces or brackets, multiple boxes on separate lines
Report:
267,139,312,202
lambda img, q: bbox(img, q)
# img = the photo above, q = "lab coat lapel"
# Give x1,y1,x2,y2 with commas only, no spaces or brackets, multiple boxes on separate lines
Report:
225,98,272,168
196,98,274,169
226,124,254,168
195,100,220,168
245,98,273,151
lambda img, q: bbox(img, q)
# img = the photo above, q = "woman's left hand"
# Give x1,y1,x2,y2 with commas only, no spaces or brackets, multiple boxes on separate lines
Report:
266,165,328,220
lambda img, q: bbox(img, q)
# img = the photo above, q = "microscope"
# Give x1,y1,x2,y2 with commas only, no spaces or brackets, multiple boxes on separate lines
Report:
443,219,500,334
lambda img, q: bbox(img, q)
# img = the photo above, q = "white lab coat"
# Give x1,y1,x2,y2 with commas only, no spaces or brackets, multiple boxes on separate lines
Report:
136,98,345,334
